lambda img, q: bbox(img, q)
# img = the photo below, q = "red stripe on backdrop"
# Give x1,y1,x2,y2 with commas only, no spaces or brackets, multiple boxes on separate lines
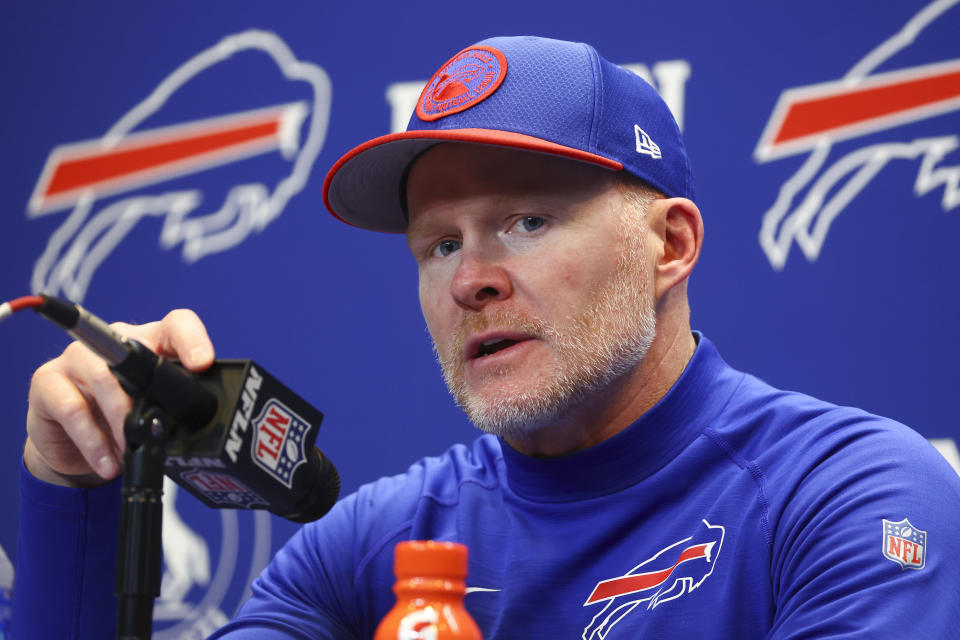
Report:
43,119,281,198
774,67,960,144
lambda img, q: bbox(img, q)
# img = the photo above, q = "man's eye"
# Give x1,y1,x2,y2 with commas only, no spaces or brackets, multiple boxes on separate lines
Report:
432,239,461,257
513,216,546,233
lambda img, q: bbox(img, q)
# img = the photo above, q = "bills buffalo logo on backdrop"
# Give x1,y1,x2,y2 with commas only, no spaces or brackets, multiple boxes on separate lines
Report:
23,32,324,637
26,30,332,302
882,518,927,570
581,519,725,640
754,0,960,269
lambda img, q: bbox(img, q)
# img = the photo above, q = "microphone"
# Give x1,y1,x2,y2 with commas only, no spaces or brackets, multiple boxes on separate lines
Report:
35,296,340,523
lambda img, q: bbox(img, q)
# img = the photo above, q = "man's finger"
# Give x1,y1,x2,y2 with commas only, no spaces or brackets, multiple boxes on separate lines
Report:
28,365,120,479
58,343,131,451
158,308,214,370
115,309,214,371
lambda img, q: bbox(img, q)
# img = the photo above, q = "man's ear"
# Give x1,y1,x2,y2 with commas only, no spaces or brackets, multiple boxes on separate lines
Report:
648,197,703,301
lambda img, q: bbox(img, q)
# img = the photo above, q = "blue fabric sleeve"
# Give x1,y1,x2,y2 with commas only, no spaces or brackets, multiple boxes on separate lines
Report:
209,492,368,639
209,465,424,638
14,457,121,639
766,417,960,637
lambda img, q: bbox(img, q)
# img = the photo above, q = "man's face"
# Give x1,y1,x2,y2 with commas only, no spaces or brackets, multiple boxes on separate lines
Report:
405,143,656,440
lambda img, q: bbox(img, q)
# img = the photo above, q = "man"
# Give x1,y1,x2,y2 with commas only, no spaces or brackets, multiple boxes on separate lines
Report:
16,36,960,638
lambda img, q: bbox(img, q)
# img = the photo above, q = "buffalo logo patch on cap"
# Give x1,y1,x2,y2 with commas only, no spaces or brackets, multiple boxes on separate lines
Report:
417,45,507,121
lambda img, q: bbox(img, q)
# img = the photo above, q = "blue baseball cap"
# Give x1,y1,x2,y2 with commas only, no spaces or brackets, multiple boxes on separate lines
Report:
323,35,694,233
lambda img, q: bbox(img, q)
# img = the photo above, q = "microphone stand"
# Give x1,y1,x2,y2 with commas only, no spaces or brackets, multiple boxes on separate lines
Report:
115,398,173,640
108,352,335,638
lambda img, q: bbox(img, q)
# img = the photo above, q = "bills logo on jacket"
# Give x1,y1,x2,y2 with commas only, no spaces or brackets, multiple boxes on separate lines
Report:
754,0,960,269
581,520,725,639
25,30,331,303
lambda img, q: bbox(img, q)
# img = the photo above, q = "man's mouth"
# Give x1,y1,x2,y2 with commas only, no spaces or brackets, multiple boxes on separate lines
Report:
476,338,521,358
466,333,534,360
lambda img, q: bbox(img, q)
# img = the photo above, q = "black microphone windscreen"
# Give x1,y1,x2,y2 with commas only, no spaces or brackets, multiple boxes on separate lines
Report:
282,448,341,523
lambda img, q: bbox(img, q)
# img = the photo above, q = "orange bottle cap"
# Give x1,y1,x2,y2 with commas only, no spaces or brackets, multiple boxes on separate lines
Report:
394,540,468,579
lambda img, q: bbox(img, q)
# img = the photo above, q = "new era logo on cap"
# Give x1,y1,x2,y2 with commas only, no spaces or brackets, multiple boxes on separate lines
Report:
634,125,662,159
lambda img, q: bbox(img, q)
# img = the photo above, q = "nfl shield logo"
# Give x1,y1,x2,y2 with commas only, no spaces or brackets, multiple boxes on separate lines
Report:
251,398,310,488
181,469,267,509
882,518,927,570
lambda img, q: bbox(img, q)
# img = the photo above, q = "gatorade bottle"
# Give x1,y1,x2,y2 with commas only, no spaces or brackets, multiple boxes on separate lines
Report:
374,540,482,640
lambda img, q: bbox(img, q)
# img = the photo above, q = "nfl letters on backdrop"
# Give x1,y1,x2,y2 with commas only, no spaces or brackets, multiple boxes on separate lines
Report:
1,0,958,635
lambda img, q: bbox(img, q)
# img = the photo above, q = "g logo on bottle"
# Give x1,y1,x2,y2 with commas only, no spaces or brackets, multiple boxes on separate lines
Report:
398,606,440,640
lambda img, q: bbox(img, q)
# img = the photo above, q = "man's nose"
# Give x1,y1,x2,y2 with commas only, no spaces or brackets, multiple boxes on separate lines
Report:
449,249,513,310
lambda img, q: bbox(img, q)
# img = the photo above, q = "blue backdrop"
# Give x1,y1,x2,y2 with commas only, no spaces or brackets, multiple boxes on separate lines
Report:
2,1,958,635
